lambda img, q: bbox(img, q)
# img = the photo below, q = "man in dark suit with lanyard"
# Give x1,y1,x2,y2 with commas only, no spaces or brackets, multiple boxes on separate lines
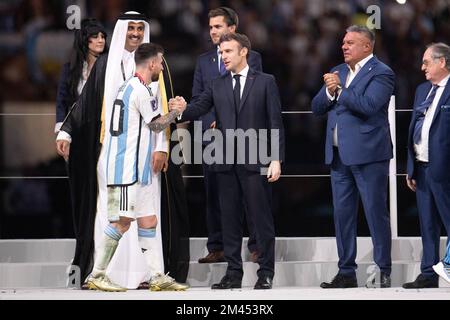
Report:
403,43,450,289
172,33,284,289
192,7,262,264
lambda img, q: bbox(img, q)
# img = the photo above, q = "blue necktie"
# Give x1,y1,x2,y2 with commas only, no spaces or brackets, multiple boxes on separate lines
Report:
413,84,438,144
219,56,226,75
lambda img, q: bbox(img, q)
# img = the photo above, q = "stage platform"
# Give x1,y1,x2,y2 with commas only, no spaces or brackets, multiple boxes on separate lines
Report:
1,237,449,295
1,287,450,300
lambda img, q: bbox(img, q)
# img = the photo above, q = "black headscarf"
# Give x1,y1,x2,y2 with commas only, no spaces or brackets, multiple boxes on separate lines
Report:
68,18,108,101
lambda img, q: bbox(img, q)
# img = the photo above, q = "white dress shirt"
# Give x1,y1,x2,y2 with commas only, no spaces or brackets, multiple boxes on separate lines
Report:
121,49,135,81
414,74,450,162
231,64,249,98
327,54,374,146
217,46,222,71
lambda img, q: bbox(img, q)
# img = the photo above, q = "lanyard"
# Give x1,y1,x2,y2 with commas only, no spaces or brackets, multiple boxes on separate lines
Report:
121,60,127,81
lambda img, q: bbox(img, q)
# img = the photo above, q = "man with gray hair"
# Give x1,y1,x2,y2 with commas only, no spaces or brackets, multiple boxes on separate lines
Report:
312,25,395,288
404,43,450,288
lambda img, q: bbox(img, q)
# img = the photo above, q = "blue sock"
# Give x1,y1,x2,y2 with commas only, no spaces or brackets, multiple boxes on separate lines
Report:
138,227,156,238
104,224,122,241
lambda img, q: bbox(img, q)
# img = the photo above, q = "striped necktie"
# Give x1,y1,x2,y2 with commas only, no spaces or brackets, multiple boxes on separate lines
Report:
219,55,226,75
413,84,438,144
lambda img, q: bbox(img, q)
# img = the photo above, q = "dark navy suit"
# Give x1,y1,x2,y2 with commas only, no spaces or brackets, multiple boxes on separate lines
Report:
312,56,395,276
406,79,450,278
191,48,262,254
182,68,284,279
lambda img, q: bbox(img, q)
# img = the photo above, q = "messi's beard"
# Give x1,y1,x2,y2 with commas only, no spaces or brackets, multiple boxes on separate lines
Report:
151,73,159,82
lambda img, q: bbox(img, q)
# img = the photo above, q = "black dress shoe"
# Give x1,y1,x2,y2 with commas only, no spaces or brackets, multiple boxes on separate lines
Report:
320,274,358,289
211,275,242,289
380,272,391,288
254,276,272,289
198,251,226,263
365,272,391,288
402,274,439,289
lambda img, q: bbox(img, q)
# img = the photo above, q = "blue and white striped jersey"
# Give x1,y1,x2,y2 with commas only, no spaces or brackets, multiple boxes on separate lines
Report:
106,77,161,186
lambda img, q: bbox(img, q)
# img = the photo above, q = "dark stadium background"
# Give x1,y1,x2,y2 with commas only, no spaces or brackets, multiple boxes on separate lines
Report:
0,0,449,238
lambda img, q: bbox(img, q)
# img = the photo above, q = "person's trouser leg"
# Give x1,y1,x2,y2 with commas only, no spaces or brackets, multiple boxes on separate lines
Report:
204,165,223,253
415,163,442,277
217,169,244,279
245,199,259,254
330,148,359,277
238,166,274,279
353,160,392,275
428,177,450,265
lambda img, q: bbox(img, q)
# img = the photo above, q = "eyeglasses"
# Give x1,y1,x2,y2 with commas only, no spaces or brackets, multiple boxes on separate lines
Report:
422,56,444,67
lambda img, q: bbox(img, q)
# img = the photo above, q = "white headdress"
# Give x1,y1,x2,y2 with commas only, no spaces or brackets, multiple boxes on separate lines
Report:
95,12,150,234
103,11,150,139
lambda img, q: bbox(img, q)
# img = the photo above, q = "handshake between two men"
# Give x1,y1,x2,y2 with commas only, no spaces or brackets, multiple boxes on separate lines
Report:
147,96,186,133
168,96,187,117
56,96,187,162
167,95,281,183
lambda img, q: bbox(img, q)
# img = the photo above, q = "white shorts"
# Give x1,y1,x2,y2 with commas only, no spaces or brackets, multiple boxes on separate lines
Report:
107,182,158,222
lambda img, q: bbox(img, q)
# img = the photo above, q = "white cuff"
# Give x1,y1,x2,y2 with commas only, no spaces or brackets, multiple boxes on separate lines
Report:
336,87,342,101
56,130,72,143
54,122,63,134
326,88,336,101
